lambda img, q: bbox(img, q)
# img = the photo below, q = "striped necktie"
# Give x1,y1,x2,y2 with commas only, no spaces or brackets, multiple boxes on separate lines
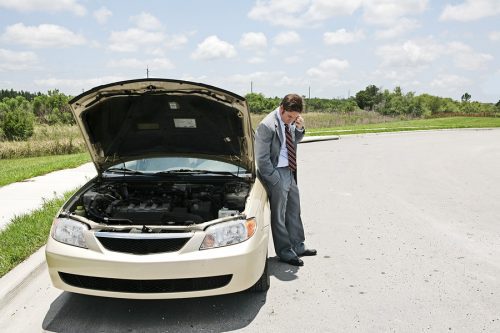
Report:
284,123,297,172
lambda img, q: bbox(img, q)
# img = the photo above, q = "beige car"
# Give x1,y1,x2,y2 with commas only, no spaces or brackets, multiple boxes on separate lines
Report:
45,79,270,299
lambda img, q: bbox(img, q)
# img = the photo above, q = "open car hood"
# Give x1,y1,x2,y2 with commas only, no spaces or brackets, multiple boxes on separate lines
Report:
69,79,255,175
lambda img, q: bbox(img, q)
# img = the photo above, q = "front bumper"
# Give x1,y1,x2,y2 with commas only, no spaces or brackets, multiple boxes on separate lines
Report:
46,227,269,299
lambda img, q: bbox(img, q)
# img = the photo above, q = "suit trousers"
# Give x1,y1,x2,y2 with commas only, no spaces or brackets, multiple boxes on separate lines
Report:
267,167,306,261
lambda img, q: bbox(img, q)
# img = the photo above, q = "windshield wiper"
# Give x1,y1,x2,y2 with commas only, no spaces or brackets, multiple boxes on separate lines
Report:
155,169,245,178
105,167,145,175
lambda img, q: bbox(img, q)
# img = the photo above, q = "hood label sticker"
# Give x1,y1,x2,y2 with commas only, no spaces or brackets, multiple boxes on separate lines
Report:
174,118,197,128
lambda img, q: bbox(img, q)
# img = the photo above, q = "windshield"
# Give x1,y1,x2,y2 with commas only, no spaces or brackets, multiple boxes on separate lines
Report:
107,157,247,174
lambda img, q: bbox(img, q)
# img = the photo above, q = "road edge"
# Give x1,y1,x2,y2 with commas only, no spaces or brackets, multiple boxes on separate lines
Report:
0,246,46,310
301,135,340,143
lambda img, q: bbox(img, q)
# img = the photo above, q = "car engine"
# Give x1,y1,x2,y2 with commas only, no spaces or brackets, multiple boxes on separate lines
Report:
73,180,250,225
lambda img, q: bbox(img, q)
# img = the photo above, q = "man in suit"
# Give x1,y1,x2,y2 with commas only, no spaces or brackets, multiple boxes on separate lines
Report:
254,93,317,266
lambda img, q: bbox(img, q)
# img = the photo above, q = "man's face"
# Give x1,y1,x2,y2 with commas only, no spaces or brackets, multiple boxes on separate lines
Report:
279,106,300,125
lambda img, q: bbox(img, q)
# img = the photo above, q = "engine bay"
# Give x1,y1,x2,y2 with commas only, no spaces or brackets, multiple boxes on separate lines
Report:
70,179,250,225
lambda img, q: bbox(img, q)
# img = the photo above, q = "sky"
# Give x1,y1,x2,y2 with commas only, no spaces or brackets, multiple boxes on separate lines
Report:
0,0,499,103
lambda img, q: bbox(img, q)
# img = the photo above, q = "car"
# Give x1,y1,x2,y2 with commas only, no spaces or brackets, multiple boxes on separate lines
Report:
45,79,271,299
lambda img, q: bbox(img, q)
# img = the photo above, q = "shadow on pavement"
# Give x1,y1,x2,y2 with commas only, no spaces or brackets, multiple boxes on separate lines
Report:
42,288,267,333
267,256,299,282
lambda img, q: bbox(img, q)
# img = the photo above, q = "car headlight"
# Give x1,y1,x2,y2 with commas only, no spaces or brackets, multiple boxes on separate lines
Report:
52,217,89,248
200,218,256,250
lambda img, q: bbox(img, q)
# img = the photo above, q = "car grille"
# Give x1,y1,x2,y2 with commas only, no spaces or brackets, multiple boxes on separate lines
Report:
95,232,192,254
58,272,232,293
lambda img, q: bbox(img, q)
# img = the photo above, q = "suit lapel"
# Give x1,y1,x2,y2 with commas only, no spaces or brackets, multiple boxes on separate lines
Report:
274,114,283,145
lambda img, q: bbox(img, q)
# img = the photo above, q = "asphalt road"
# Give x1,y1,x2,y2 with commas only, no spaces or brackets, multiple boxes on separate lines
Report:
1,129,499,332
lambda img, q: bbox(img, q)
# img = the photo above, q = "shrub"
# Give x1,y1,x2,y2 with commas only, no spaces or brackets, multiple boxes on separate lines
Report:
2,107,35,140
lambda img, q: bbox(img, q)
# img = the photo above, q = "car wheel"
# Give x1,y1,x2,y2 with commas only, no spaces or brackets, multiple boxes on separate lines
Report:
248,257,270,292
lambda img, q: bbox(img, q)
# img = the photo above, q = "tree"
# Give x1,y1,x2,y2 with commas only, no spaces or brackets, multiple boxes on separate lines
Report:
355,85,382,111
0,96,35,140
33,89,74,124
461,92,471,103
245,93,279,114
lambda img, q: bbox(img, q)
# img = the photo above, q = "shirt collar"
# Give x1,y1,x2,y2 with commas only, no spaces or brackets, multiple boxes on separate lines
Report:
275,107,285,129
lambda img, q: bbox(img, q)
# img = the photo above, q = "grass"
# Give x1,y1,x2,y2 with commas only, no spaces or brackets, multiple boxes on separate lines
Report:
250,110,399,129
306,116,500,136
0,124,85,159
0,190,75,277
0,152,91,187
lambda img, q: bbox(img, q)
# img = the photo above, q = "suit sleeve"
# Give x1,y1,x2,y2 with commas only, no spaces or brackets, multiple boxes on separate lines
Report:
295,127,305,142
254,122,280,186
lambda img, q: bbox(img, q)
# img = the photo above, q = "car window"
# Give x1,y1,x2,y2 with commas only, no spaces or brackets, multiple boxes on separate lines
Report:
109,157,246,173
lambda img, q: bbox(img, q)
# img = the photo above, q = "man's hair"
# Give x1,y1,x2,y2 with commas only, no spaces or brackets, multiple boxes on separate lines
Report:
280,93,303,113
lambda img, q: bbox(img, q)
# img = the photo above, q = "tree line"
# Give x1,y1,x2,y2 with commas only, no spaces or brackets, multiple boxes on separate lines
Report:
247,85,500,116
0,89,73,140
1,86,499,141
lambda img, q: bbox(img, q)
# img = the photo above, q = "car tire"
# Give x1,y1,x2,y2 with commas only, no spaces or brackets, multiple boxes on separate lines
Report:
248,257,270,292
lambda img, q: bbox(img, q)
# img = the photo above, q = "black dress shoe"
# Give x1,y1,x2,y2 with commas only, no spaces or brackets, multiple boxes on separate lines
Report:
299,249,317,257
280,257,304,266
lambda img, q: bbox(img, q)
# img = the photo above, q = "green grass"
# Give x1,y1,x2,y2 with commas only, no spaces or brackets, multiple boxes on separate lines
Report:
0,152,91,187
307,117,500,136
0,191,75,277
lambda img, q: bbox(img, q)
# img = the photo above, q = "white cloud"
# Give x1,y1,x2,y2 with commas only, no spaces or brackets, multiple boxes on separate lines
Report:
0,48,38,71
2,23,86,48
248,0,362,28
165,34,189,49
303,0,362,21
430,74,471,90
376,39,442,68
107,58,174,70
108,29,164,52
240,32,267,50
248,0,310,28
228,71,280,83
93,6,112,24
488,31,500,41
440,0,500,22
108,13,188,53
323,29,364,45
307,57,349,78
216,70,317,97
191,35,237,60
130,12,163,31
447,42,493,70
376,38,493,74
371,68,421,82
248,56,265,64
285,56,300,64
274,31,301,45
0,0,86,16
34,76,126,94
363,0,428,25
375,18,420,39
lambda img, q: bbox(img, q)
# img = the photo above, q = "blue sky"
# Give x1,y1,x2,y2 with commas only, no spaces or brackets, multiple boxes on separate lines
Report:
0,0,499,102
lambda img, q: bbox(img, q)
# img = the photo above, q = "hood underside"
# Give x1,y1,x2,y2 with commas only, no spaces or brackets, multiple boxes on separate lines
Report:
70,79,254,175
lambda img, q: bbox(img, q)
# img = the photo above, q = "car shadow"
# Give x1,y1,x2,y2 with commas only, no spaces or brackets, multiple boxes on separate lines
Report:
267,256,300,281
42,288,267,333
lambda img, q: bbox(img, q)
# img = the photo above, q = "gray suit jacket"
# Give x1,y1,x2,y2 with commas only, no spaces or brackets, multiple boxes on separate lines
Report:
254,109,304,186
